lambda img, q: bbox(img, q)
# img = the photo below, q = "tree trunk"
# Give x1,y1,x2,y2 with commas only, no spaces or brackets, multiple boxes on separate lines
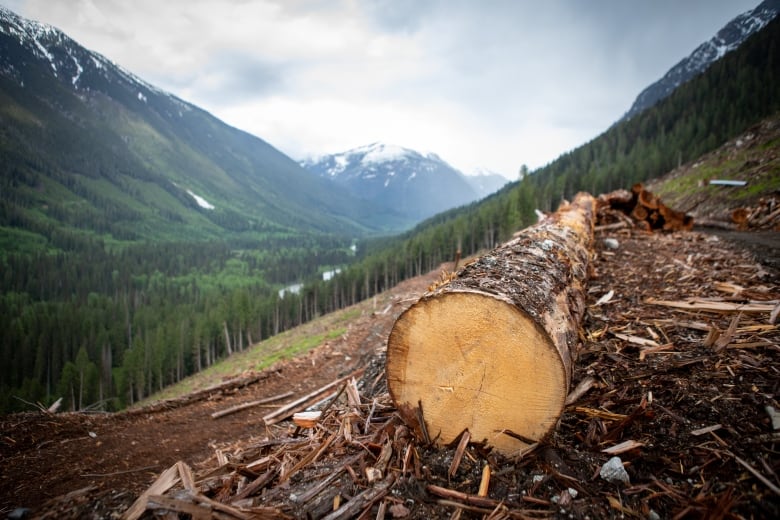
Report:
223,321,233,356
386,192,596,456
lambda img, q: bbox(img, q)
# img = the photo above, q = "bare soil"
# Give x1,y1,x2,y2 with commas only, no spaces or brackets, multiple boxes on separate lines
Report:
1,227,779,519
0,271,442,518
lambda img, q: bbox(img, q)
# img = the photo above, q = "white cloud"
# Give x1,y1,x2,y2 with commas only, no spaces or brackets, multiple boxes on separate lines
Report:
10,0,761,178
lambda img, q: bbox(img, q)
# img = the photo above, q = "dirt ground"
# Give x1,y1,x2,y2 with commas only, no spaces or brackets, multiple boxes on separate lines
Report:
1,227,779,519
0,268,443,518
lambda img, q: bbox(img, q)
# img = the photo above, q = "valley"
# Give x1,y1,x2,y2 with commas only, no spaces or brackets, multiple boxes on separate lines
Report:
0,4,778,517
1,3,779,416
1,214,777,518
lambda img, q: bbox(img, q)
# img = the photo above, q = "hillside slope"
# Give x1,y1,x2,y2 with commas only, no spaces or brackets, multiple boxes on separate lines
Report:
647,112,780,222
622,0,779,120
2,217,777,519
0,6,406,250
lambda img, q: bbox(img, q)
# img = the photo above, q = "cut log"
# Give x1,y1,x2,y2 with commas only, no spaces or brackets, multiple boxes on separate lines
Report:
386,192,595,456
731,207,750,229
597,183,693,232
635,183,659,210
630,204,649,222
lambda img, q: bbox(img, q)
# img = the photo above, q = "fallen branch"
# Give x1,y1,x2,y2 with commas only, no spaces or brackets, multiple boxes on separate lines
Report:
321,473,395,520
211,391,294,419
427,484,506,509
646,298,776,314
263,369,365,426
81,465,158,478
730,452,780,496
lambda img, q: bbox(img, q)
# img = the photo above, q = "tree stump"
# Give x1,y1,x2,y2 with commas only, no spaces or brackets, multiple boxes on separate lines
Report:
386,193,596,456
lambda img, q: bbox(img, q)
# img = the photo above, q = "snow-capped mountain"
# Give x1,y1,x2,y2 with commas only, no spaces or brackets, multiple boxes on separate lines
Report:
466,168,510,197
622,0,779,121
0,6,407,239
0,5,181,111
301,143,490,222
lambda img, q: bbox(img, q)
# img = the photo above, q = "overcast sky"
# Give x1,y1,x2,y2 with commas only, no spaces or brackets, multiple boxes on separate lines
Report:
5,0,761,178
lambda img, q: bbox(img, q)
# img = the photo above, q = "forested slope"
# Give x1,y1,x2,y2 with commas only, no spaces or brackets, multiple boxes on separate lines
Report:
328,13,780,304
1,14,777,415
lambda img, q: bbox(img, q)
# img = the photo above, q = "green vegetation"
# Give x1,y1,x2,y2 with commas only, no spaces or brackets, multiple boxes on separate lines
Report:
137,308,356,404
1,15,778,414
650,129,780,213
255,328,346,371
325,16,780,316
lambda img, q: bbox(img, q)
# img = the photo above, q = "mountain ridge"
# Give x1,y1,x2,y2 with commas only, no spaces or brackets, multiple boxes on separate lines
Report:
300,142,507,223
622,0,779,121
0,5,410,249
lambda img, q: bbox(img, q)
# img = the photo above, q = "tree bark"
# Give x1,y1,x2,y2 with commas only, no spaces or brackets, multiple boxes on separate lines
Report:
223,321,233,356
386,192,595,456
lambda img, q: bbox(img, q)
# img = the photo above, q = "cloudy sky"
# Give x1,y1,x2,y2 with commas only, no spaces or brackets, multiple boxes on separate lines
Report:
5,0,760,178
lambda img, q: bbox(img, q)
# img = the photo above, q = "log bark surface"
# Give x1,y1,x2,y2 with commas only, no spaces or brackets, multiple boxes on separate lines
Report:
386,193,596,456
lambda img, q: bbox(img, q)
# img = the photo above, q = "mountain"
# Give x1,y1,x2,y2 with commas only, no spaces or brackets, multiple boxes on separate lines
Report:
622,0,779,121
466,168,511,197
0,6,405,251
300,143,488,222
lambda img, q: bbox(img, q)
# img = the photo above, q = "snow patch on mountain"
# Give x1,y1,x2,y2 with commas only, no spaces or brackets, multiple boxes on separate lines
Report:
186,190,215,210
70,52,83,85
466,168,511,196
623,0,779,121
361,143,411,165
0,5,192,112
300,143,482,222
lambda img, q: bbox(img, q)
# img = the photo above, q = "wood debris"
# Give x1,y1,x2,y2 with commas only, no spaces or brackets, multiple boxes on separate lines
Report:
109,227,779,520
597,183,694,232
210,391,294,420
697,195,780,231
4,221,778,520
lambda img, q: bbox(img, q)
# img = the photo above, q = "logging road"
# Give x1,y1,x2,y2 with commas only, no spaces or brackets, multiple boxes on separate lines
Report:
706,229,780,269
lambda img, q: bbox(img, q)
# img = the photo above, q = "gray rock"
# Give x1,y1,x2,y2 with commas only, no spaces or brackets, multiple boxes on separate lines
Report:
600,456,630,485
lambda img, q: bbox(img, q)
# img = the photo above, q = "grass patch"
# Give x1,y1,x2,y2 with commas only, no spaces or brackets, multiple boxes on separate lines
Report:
255,327,345,371
135,310,355,406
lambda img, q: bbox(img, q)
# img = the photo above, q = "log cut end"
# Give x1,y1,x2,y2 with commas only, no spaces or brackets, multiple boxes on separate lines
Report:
387,291,567,456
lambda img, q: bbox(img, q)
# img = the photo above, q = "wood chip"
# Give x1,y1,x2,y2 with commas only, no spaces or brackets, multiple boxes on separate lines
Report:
639,344,676,360
477,464,491,497
646,298,776,314
690,424,722,436
574,407,628,421
594,290,615,306
612,332,661,348
292,411,322,428
448,430,471,478
602,440,645,454
565,376,597,406
121,463,181,520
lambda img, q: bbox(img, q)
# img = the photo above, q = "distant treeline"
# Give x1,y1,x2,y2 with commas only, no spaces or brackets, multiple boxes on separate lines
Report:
1,16,777,414
0,236,356,412
331,13,779,311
